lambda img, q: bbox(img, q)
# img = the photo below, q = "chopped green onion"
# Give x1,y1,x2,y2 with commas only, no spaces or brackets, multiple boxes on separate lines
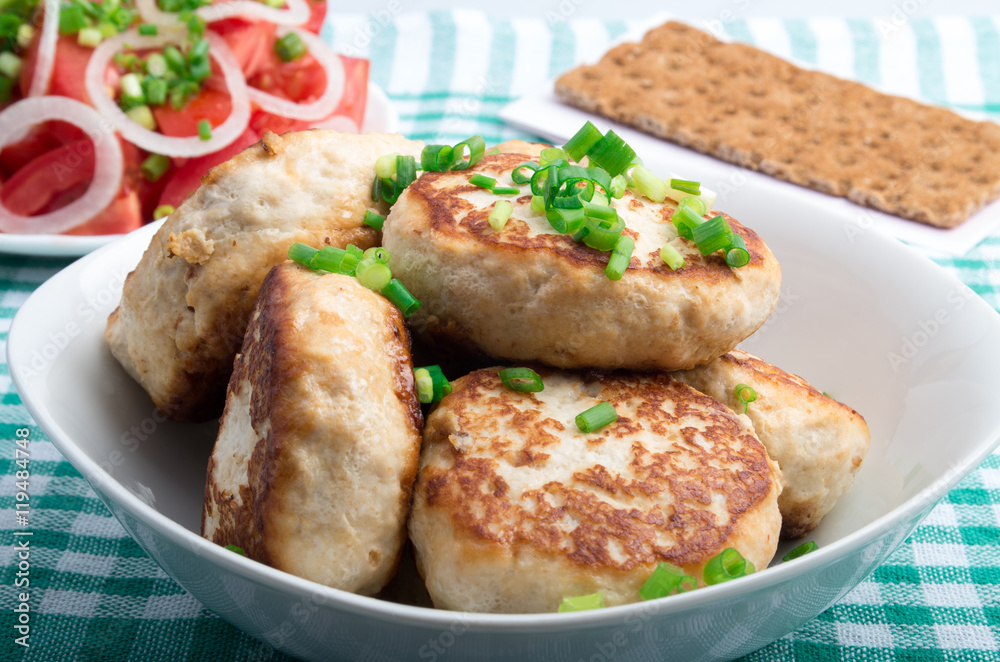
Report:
0,77,11,104
557,591,605,613
639,562,697,600
630,165,667,203
288,242,319,266
539,146,569,165
264,0,284,7
77,26,103,47
498,367,543,393
546,207,585,235
363,246,390,264
275,31,307,62
141,153,171,182
392,154,417,198
726,233,749,268
734,383,756,414
609,174,628,199
356,257,392,291
782,541,818,562
530,195,545,214
469,173,496,190
153,204,175,220
188,55,210,82
492,186,520,196
511,162,538,185
578,214,625,252
450,135,485,170
17,24,36,50
120,73,145,102
143,77,167,106
562,120,603,162
420,144,454,171
310,245,359,274
669,178,701,196
671,205,704,240
703,548,752,585
374,152,397,179
224,544,245,555
138,23,158,36
678,195,706,216
586,130,635,178
489,199,513,231
163,45,187,75
363,209,386,231
0,52,21,80
197,119,212,141
691,215,733,255
414,364,451,403
660,244,685,271
576,401,617,433
380,278,420,317
605,234,634,280
59,4,87,35
188,37,210,62
126,105,157,131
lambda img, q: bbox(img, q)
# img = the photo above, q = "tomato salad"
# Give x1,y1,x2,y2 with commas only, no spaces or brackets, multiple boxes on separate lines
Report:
0,0,368,235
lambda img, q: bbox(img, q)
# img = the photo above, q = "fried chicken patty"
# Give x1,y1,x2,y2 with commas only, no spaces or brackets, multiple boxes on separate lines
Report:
202,262,422,595
409,367,783,613
673,349,870,538
106,130,423,421
381,153,781,371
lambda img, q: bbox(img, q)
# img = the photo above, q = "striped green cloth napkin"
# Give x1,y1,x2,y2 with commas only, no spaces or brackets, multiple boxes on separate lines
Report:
2,11,999,661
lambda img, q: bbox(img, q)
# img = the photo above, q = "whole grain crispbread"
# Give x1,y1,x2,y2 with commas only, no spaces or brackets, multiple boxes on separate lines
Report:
554,20,1000,228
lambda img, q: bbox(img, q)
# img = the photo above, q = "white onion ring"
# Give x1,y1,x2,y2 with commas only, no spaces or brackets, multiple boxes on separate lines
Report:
85,29,251,158
27,0,59,96
0,97,123,234
247,27,343,122
136,0,309,27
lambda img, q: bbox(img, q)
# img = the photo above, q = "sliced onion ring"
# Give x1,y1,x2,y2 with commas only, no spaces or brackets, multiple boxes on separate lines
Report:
27,0,60,96
135,0,310,27
0,97,123,234
247,27,344,122
85,29,250,158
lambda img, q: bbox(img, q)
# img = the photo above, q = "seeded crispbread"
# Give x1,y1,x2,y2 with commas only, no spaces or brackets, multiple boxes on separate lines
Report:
554,20,1000,228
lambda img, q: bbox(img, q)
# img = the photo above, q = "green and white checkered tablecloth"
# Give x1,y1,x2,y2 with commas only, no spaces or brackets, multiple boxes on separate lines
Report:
3,10,1000,661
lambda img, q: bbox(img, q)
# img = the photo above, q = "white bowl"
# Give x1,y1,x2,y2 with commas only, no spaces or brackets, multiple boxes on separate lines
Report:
9,179,1000,661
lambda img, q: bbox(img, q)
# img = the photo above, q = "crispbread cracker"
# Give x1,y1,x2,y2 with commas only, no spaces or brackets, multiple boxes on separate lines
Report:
554,20,1000,228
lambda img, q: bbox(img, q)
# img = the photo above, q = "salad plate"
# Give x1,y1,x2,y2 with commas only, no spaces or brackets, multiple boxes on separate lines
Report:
0,82,397,258
9,164,1000,660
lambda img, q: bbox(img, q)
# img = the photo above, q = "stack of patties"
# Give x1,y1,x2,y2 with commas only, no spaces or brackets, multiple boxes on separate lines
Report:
383,145,870,612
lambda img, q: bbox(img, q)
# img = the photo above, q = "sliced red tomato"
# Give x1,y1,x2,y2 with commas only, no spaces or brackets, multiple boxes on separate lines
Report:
0,121,89,178
157,126,260,210
211,18,277,80
19,34,94,103
303,0,326,35
1,140,96,215
151,87,233,138
63,191,143,235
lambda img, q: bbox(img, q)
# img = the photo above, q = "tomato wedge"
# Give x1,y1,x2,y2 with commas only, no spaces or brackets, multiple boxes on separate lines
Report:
211,18,278,81
303,0,327,35
19,35,94,103
152,87,233,138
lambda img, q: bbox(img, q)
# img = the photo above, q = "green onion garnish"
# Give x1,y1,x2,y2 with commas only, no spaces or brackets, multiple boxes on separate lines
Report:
691,215,733,256
375,153,397,179
726,233,749,267
450,135,486,171
576,401,617,433
488,200,513,231
557,591,605,613
153,204,175,220
660,244,685,271
530,195,545,213
396,154,417,190
138,23,158,36
59,4,87,35
363,246,390,264
703,548,753,585
275,31,307,62
671,205,704,240
498,367,543,393
511,162,539,185
539,146,569,166
421,144,454,172
288,242,319,265
605,235,634,281
197,119,212,141
630,165,667,203
609,174,628,199
562,120,604,162
586,130,635,178
126,105,157,131
414,365,451,403
782,541,818,562
309,245,360,274
380,278,420,317
469,173,496,190
678,195,707,216
363,210,386,231
356,258,392,291
144,77,168,106
140,153,171,182
669,178,702,196
0,77,12,104
492,186,520,196
77,26,103,47
224,544,245,555
734,383,757,414
639,562,697,600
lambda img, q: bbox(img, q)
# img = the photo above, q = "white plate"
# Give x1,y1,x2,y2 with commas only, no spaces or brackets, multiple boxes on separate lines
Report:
10,178,1000,660
0,82,397,258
